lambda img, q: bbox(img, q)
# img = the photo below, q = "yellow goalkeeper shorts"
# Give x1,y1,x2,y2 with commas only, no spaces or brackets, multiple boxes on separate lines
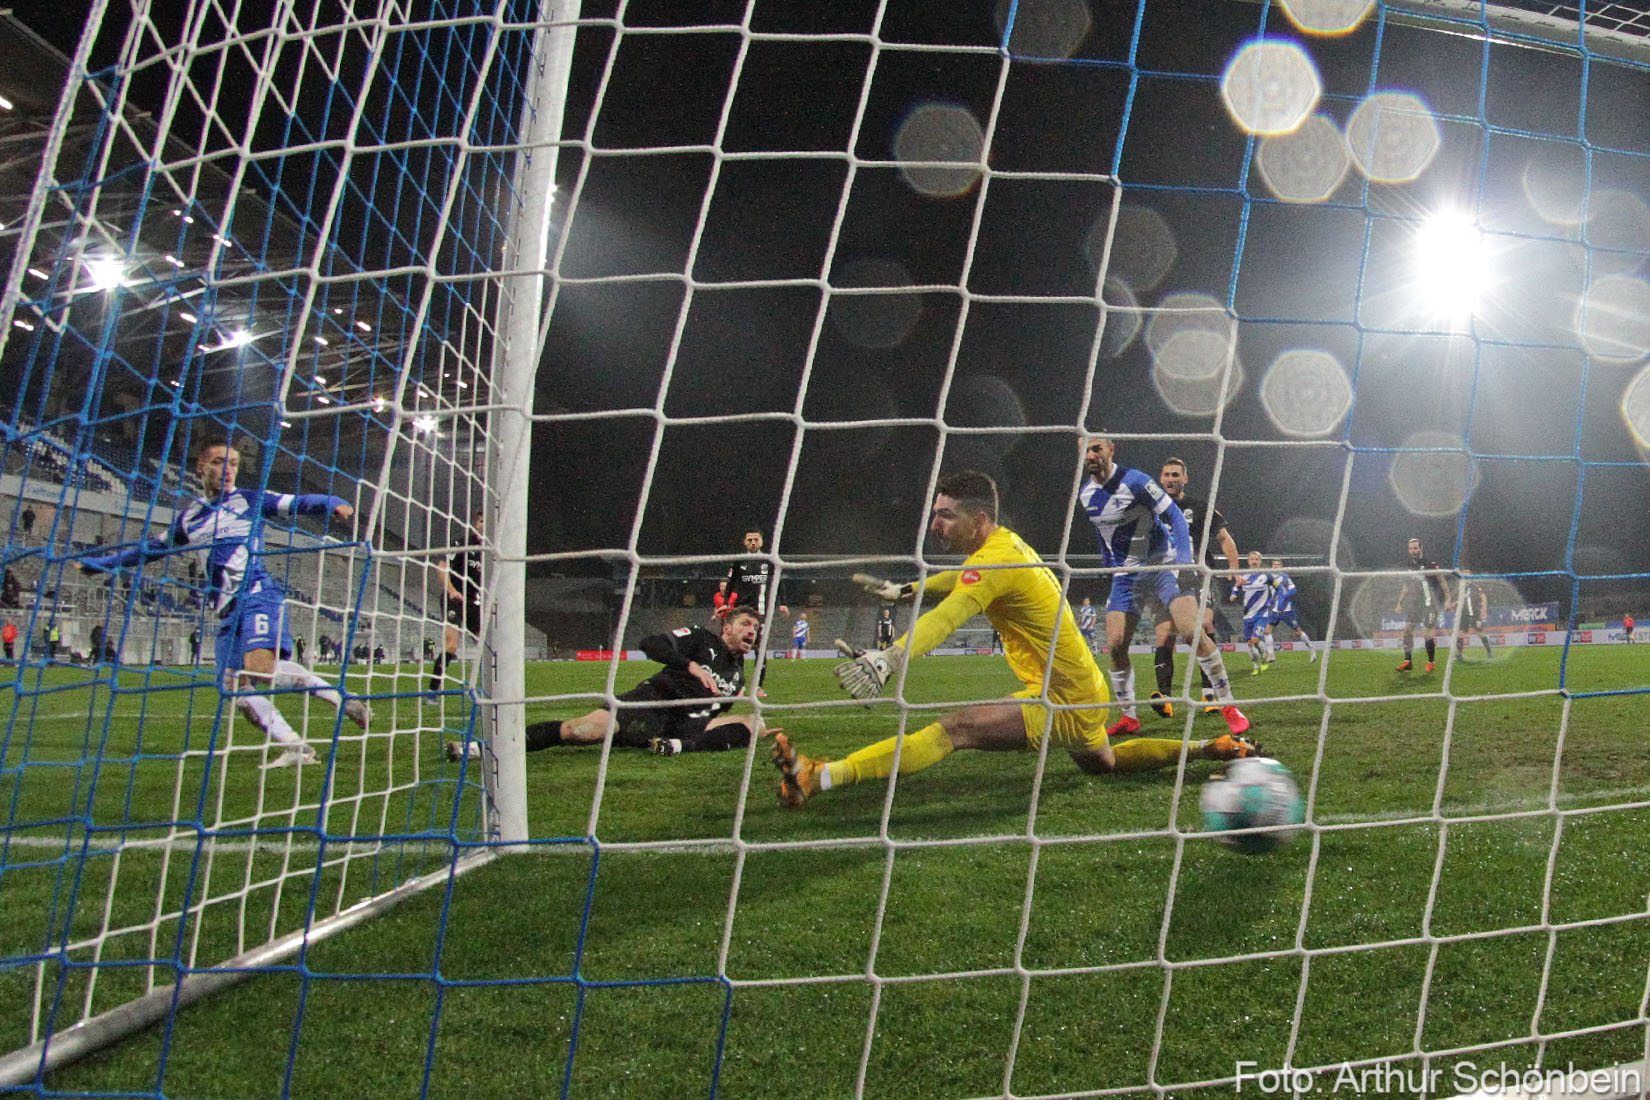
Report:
1013,684,1110,751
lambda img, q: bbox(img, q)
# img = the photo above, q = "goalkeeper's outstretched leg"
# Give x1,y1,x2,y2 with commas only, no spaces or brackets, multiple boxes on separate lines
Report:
771,698,1260,807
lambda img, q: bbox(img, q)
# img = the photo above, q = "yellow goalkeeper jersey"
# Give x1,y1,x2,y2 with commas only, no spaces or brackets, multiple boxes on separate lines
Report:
900,525,1104,702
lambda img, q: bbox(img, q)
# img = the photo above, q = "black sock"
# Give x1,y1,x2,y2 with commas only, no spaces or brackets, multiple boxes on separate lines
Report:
1425,638,1436,662
430,651,453,692
1199,668,1212,691
1481,635,1493,656
525,720,564,752
1153,644,1174,695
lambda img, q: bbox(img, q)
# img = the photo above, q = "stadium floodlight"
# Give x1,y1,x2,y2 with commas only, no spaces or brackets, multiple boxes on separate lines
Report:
1412,209,1490,320
413,414,439,433
0,93,12,111
84,255,126,292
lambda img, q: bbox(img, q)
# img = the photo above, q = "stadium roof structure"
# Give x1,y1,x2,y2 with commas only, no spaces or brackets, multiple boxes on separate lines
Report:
0,10,482,507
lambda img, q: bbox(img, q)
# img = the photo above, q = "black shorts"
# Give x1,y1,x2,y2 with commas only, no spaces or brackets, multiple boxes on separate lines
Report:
1457,612,1481,632
446,594,482,637
1402,604,1440,630
604,680,716,749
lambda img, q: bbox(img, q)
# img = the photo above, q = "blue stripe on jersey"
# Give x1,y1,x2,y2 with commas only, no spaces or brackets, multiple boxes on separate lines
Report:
1271,573,1297,614
1079,467,1190,569
175,489,296,617
1240,572,1273,618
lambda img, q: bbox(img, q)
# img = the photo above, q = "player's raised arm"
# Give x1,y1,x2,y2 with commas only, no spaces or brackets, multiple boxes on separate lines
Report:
267,491,353,523
79,531,182,574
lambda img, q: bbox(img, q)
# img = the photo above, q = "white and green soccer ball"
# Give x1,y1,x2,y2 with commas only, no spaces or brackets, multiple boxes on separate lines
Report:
1199,757,1305,854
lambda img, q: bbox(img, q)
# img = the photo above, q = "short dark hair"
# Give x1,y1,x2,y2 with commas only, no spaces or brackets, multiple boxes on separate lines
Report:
1163,456,1187,474
725,606,762,626
194,437,238,461
935,470,998,523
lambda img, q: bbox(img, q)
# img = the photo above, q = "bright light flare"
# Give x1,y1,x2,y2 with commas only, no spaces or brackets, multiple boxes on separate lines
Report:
413,415,439,434
1220,39,1321,136
84,255,126,292
1413,211,1490,319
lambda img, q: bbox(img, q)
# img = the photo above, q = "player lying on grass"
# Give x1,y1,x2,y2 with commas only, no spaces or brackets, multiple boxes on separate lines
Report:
770,470,1259,807
80,439,368,768
449,606,773,760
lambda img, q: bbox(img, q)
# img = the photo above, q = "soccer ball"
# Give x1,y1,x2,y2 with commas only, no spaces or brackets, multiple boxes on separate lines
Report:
1199,757,1305,854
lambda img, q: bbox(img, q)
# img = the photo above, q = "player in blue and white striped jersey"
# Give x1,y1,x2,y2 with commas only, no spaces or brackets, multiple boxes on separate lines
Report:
81,439,368,767
1078,436,1248,737
1076,596,1099,653
1235,551,1274,674
1266,559,1317,663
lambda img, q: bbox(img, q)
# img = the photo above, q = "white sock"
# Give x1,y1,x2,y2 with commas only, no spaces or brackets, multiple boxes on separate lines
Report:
1249,641,1263,668
1197,653,1234,703
1107,667,1137,719
238,692,302,746
274,660,343,708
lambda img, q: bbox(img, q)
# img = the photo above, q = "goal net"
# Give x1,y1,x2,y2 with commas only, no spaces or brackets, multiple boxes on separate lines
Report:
5,0,1650,1097
0,0,553,1084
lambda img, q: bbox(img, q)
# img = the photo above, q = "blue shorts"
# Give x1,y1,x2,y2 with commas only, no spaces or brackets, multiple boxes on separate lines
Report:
216,588,294,681
1106,569,1187,615
1242,613,1269,642
1271,609,1299,629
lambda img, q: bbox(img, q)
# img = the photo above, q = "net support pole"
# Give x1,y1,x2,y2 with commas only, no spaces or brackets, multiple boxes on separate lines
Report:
481,0,578,849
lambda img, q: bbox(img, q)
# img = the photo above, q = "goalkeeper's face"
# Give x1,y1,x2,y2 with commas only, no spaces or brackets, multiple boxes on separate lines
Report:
929,494,988,555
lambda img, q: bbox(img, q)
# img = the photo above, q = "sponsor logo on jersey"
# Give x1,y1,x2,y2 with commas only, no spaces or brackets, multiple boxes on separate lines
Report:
961,570,981,584
672,627,691,636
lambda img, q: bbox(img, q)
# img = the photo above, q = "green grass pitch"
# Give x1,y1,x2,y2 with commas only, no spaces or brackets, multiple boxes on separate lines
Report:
3,643,1649,1099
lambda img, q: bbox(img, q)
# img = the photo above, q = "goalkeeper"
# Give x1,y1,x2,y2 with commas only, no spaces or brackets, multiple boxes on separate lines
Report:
771,470,1259,807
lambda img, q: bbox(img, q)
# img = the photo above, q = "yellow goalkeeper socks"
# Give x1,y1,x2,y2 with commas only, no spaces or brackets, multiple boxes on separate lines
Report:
824,722,955,789
1109,737,1190,772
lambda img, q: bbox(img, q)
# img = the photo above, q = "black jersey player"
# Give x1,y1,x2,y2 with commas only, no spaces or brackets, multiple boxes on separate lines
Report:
1395,538,1453,672
1453,571,1494,659
713,528,789,693
430,510,484,701
1151,456,1241,717
453,607,773,759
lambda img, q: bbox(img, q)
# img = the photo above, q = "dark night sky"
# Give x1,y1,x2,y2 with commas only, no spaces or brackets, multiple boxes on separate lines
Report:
15,0,1650,621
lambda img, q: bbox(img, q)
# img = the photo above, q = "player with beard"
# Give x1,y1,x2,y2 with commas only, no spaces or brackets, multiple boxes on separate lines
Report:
1395,538,1452,672
1149,456,1241,718
450,606,772,760
769,470,1259,807
1078,438,1250,739
714,528,789,694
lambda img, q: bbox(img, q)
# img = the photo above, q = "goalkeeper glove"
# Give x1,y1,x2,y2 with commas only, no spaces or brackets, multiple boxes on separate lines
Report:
852,573,916,602
834,645,906,701
833,638,865,659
